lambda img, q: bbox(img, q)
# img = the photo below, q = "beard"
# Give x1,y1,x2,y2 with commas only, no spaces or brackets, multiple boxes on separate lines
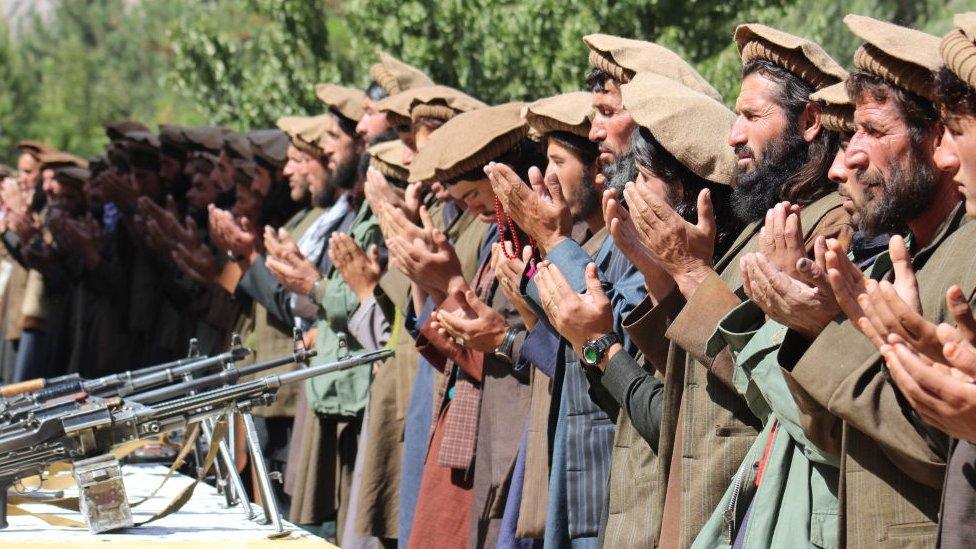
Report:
572,172,602,224
858,153,937,236
603,151,637,198
730,130,809,223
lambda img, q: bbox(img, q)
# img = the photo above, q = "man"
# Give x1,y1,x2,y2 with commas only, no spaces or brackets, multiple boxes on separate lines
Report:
740,16,956,547
613,25,851,547
357,52,432,144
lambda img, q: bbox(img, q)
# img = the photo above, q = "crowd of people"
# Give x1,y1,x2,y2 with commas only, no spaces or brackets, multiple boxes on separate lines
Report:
2,11,976,548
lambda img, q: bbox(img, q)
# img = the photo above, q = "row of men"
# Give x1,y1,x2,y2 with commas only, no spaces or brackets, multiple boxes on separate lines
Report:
6,11,976,549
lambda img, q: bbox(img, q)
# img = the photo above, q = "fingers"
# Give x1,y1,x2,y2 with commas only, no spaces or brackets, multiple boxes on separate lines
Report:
583,263,603,296
528,166,547,199
943,336,976,379
946,285,976,343
419,205,433,231
696,189,715,243
784,212,804,267
540,167,565,206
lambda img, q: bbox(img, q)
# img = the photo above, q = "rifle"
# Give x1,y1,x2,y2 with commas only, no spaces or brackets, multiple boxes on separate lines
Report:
0,347,392,531
0,336,251,424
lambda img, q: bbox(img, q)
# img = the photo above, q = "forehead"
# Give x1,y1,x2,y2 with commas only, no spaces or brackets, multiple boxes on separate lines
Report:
735,72,782,109
592,80,624,109
852,92,905,126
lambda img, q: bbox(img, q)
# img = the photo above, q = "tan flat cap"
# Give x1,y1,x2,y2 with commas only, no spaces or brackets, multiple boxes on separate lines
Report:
622,72,737,186
38,151,89,170
315,83,367,123
159,124,190,154
941,13,976,92
16,140,55,157
53,166,90,189
376,91,414,128
409,102,528,183
104,120,150,141
370,52,434,95
276,115,331,156
522,92,593,138
124,131,161,150
810,81,855,133
408,86,487,123
248,130,289,168
583,34,722,101
368,140,410,185
181,127,228,155
845,14,942,101
735,24,847,90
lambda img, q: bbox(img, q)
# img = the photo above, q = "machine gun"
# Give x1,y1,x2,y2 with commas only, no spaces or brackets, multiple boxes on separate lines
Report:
0,337,251,425
0,347,393,532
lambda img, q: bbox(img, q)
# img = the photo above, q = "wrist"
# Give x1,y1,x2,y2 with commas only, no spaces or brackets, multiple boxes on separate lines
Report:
446,274,468,296
673,262,711,298
596,342,623,372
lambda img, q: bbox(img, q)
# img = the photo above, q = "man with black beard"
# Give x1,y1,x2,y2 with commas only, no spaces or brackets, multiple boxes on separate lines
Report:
610,25,853,546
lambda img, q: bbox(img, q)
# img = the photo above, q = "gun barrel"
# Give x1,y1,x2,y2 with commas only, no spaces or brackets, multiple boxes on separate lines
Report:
275,349,392,386
118,347,251,396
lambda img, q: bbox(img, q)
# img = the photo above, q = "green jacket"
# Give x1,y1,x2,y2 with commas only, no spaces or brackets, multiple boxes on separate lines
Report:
693,301,839,549
306,202,382,417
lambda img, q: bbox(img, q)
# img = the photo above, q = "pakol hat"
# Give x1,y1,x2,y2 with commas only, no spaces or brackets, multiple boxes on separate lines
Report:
222,131,252,161
940,13,976,93
735,24,848,90
53,166,90,189
15,140,55,158
583,34,723,101
810,81,855,133
621,72,737,186
522,92,593,138
124,131,161,170
370,52,434,95
159,124,191,158
248,130,289,169
845,14,942,101
181,126,228,156
315,83,366,124
409,102,528,184
276,115,330,156
408,86,487,123
104,120,150,141
368,140,410,187
38,151,89,170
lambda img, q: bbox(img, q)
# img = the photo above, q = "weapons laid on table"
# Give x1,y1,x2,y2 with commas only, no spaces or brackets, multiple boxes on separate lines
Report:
0,337,251,425
0,347,393,532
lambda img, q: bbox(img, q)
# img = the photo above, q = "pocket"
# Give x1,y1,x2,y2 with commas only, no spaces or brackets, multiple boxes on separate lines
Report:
714,424,758,437
881,521,938,549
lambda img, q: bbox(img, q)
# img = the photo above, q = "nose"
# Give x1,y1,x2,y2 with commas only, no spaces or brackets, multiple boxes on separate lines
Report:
933,126,961,176
827,151,848,185
728,115,748,148
356,115,369,137
843,134,869,172
401,145,417,167
588,119,607,144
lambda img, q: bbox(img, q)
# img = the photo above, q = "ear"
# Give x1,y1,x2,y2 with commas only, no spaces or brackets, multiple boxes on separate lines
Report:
801,102,823,143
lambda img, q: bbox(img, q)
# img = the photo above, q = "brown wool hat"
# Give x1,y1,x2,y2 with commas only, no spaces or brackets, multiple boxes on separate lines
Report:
409,102,528,184
38,151,89,170
376,91,414,128
159,124,190,156
810,81,855,133
735,24,848,91
233,158,257,182
621,72,737,186
408,86,487,123
104,120,150,141
222,131,252,161
583,34,723,101
53,166,90,189
276,115,330,156
315,83,367,124
368,140,410,186
124,132,161,170
940,13,976,92
522,92,593,138
15,140,55,158
181,127,229,155
845,14,942,101
248,130,289,169
370,52,435,95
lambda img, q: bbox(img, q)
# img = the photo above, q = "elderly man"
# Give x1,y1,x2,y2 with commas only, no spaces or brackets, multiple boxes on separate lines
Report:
728,16,961,547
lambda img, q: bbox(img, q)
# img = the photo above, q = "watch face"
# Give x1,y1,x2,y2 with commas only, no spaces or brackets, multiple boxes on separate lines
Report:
582,345,599,365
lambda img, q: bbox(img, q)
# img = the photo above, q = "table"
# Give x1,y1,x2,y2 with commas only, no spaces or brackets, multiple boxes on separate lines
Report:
2,463,337,548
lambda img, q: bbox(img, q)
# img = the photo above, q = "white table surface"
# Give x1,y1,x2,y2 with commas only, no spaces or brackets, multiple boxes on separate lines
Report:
2,463,336,548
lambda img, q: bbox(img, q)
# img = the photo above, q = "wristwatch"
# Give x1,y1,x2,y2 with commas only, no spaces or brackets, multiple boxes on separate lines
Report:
493,326,520,364
580,332,620,369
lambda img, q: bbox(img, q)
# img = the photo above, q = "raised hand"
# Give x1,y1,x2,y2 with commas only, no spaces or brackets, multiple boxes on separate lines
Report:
758,201,805,278
328,232,382,300
432,289,509,353
485,162,571,253
265,249,321,296
602,188,673,301
386,212,463,302
492,242,537,331
532,261,612,354
171,242,219,285
622,181,715,298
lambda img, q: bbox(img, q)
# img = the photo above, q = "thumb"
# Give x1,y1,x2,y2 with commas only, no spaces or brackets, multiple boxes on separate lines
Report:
528,166,546,196
521,244,533,264
240,217,251,233
368,244,381,266
697,188,716,239
888,235,916,284
583,262,603,295
464,289,489,313
419,205,433,230
542,169,565,205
